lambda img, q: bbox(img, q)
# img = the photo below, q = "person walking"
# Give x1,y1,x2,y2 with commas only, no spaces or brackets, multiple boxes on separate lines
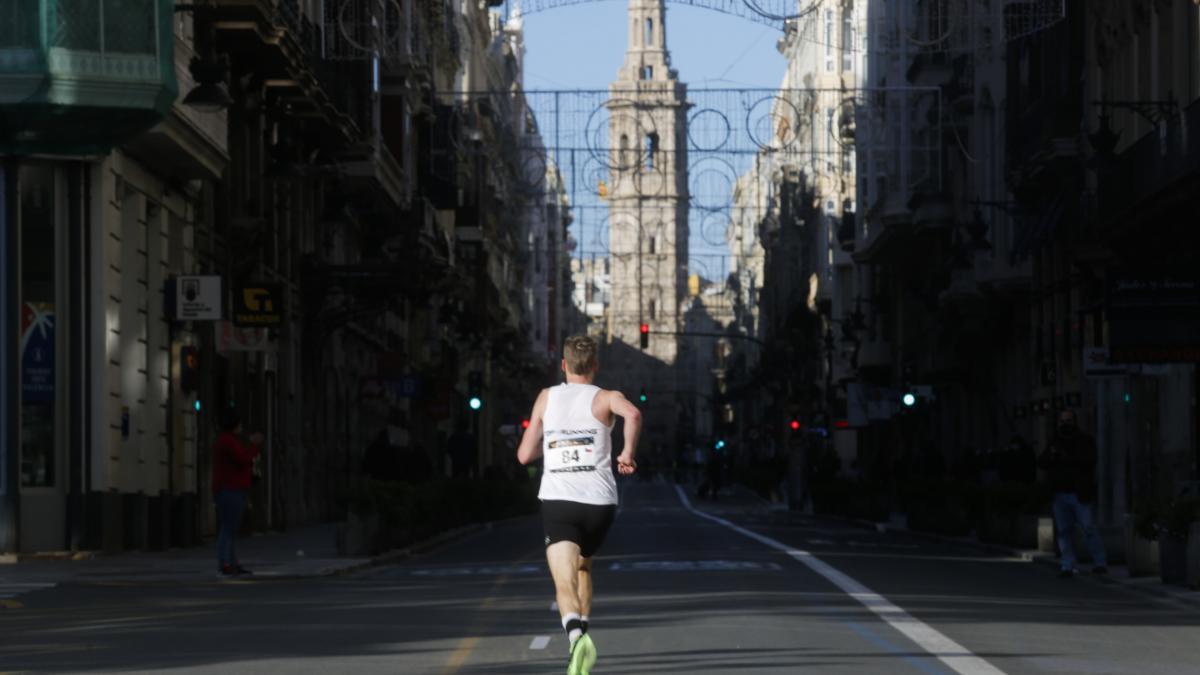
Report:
1040,409,1107,578
516,335,642,675
213,409,263,579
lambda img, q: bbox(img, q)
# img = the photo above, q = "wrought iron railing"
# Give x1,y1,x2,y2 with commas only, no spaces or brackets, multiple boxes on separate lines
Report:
1099,97,1200,225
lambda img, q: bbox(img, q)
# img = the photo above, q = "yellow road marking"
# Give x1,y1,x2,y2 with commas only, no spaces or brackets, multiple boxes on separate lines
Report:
1,600,22,609
438,549,540,675
440,636,480,674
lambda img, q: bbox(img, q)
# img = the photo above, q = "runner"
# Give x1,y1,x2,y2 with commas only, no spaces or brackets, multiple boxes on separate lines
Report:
517,334,642,675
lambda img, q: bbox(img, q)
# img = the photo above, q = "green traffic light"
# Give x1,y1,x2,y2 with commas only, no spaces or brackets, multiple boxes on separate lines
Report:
468,397,483,411
639,394,647,402
902,393,917,407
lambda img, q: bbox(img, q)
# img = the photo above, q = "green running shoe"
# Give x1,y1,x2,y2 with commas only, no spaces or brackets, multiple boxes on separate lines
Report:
567,634,597,675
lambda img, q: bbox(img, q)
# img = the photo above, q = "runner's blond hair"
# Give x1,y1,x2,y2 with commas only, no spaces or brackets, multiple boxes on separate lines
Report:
563,335,598,375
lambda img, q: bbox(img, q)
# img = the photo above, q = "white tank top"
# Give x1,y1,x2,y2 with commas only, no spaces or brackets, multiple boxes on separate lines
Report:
538,383,618,506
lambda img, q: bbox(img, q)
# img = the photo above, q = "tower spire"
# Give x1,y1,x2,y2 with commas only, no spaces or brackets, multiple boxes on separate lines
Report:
620,0,673,82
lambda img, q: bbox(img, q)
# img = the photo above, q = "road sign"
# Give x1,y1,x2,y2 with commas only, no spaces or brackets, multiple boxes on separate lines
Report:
1083,348,1125,378
175,276,221,320
216,321,273,353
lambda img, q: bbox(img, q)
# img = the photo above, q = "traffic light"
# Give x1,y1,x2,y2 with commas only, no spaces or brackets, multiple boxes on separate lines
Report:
638,386,647,403
467,370,483,411
180,346,199,394
639,322,649,349
902,392,917,407
521,418,530,430
789,419,801,431
714,439,726,450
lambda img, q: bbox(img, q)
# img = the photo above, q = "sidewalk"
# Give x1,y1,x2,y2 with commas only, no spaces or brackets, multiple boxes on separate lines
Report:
1,524,368,588
686,481,1200,611
1,519,489,586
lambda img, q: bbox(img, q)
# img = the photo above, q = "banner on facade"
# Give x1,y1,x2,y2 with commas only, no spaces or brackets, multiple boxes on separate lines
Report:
216,321,273,353
233,284,283,327
175,275,222,320
1108,277,1200,363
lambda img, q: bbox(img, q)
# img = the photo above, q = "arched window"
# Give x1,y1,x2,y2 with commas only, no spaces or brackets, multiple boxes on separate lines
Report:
648,235,657,254
642,65,653,80
644,132,658,171
619,134,630,168
645,18,654,46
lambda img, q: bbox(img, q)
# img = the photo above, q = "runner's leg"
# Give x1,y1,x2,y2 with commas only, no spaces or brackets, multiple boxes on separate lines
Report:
547,540,583,620
577,556,594,626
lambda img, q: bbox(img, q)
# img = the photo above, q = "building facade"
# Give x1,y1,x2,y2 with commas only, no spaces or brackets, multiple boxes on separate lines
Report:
1,0,568,554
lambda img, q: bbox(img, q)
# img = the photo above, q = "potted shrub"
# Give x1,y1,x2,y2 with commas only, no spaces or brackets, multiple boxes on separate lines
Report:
1134,498,1200,584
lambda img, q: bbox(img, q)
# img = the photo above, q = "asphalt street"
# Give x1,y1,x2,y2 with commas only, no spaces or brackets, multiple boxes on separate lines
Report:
2,480,1198,674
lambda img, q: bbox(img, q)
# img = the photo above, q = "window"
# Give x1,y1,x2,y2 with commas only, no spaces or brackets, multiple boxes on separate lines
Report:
645,18,653,47
649,299,658,320
648,236,657,255
825,10,834,72
825,108,835,157
642,65,653,80
645,132,658,171
619,134,630,168
19,164,59,488
843,11,855,72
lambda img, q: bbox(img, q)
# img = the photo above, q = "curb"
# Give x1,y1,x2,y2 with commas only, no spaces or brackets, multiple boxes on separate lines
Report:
330,512,539,578
813,514,1200,611
702,482,1200,612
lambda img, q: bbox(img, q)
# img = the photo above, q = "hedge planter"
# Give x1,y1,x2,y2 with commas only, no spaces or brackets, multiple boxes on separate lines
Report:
1160,535,1188,585
1187,523,1200,588
1124,516,1160,577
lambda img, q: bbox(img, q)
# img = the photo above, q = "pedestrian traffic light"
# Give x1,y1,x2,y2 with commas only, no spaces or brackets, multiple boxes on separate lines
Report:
714,439,726,450
467,370,483,411
639,322,649,349
789,419,801,431
902,392,917,407
638,386,647,403
180,346,199,394
521,418,530,430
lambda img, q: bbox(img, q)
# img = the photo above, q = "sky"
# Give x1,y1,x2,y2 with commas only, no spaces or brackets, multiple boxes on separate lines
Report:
500,0,791,276
515,1,788,90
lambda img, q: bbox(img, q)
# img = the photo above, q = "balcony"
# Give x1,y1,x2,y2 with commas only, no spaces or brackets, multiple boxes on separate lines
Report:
1097,97,1200,231
0,0,177,153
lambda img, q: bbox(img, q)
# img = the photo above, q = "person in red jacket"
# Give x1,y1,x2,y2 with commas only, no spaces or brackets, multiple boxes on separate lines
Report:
213,409,263,578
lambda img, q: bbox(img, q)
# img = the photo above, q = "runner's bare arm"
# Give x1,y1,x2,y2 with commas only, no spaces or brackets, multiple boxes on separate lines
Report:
607,391,642,475
516,388,550,465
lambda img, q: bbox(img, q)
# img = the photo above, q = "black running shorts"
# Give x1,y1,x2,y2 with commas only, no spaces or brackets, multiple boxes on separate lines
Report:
542,500,617,558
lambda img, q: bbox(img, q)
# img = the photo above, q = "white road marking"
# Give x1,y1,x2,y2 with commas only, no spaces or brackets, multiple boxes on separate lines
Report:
674,484,1006,675
529,635,552,650
607,560,782,572
0,581,56,598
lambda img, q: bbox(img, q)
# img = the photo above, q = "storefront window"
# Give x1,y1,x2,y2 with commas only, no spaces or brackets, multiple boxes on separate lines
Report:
20,165,56,488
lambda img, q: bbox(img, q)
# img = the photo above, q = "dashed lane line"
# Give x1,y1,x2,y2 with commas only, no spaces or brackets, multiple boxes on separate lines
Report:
674,484,1007,675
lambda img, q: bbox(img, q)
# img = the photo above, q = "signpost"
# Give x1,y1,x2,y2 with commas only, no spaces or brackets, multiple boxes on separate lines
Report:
174,275,222,321
233,284,283,327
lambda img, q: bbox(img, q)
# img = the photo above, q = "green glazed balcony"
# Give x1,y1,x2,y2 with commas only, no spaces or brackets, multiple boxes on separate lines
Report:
0,0,177,154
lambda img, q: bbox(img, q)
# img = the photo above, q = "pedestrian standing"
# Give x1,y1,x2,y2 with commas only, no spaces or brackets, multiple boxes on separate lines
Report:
1040,410,1107,577
516,335,642,675
213,409,263,579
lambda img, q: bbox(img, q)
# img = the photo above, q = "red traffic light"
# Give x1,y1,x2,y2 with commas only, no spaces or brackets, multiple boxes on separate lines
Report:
639,323,649,334
789,419,801,431
521,418,530,430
